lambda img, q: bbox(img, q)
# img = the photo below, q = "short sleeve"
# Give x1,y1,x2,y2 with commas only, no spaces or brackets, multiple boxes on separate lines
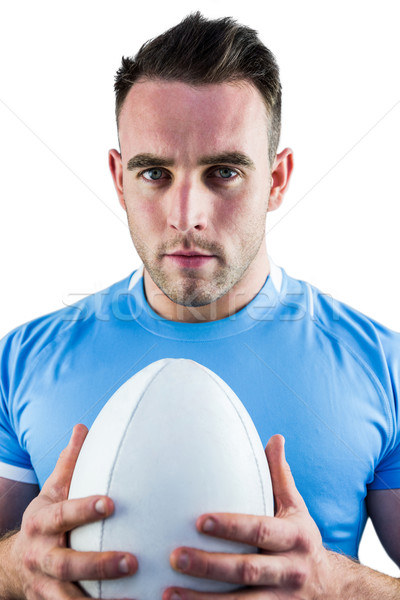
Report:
0,330,38,484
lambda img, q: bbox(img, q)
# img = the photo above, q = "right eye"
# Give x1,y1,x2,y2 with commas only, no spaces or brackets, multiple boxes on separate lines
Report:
140,168,168,181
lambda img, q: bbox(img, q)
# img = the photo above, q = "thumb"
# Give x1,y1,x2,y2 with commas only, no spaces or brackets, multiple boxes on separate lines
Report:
41,423,89,502
265,434,307,515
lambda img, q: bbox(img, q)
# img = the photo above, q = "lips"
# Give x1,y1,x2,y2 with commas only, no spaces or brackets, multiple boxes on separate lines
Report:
169,250,213,257
164,250,216,268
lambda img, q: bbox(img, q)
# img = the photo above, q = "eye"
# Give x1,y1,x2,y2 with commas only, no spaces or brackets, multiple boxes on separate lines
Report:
213,167,239,180
141,168,167,181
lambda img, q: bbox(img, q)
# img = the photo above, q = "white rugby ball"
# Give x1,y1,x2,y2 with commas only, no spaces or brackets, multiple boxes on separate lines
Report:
68,358,273,599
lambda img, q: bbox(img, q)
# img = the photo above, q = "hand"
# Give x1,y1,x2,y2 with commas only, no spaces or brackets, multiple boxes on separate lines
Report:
164,434,333,600
10,424,138,599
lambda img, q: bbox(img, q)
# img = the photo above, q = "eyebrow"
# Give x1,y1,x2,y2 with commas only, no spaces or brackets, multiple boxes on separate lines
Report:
126,151,255,171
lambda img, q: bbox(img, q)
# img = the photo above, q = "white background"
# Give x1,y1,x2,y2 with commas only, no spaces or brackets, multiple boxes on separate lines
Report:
1,0,399,577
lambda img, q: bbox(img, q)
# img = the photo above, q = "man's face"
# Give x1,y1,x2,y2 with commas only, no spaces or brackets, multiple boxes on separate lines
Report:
111,79,281,308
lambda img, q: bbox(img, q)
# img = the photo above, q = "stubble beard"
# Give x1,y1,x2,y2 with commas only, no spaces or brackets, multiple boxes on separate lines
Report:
127,216,266,308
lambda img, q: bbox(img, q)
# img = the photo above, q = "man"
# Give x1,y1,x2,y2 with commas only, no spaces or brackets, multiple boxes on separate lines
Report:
0,11,399,599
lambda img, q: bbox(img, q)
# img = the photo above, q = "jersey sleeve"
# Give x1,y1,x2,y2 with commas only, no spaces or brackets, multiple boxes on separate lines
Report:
0,329,38,484
367,321,400,490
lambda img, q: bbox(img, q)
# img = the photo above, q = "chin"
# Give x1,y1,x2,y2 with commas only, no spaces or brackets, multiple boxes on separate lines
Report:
164,287,220,308
145,261,243,308
163,277,235,308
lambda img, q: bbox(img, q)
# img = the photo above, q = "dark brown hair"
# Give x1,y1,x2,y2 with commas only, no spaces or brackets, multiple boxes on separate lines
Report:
114,12,281,166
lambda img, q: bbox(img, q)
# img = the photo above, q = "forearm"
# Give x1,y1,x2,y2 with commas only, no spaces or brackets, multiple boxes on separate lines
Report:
0,530,23,600
328,550,400,600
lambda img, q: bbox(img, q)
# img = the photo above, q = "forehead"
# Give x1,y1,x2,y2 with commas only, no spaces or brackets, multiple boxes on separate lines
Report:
118,79,269,161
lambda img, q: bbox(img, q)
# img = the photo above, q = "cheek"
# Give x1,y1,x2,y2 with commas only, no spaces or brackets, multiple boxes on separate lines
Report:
127,199,165,235
215,192,267,239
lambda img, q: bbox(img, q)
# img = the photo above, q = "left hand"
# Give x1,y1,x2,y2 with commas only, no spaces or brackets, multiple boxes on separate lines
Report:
163,434,333,600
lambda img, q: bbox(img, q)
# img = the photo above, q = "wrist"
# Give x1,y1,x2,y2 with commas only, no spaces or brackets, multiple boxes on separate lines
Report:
324,549,400,600
0,530,24,600
323,550,358,599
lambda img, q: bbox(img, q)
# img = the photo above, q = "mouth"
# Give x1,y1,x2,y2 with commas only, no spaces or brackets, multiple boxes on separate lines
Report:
164,249,216,268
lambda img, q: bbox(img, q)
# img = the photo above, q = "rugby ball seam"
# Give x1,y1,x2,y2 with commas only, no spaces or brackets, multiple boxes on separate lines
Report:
195,363,269,515
99,360,171,597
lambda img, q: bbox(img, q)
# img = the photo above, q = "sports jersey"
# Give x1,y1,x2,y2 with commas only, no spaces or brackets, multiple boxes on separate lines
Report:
0,260,399,560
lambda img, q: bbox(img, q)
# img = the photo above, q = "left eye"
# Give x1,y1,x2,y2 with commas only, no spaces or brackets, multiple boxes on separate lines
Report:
214,168,238,179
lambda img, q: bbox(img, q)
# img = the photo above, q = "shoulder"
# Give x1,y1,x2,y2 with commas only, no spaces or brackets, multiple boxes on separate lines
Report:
304,276,400,360
281,269,400,404
0,272,133,389
281,268,399,348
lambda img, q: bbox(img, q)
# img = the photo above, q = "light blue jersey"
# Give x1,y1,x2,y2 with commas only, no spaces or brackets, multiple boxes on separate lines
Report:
1,262,399,559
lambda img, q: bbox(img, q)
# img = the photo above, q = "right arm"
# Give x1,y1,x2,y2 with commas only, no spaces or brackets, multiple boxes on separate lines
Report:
0,425,138,599
0,477,39,537
0,477,39,599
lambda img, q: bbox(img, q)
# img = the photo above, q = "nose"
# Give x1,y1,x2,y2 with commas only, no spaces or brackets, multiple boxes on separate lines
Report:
166,179,208,233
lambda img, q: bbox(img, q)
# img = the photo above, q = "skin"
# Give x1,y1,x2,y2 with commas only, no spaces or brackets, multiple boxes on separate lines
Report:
4,429,399,600
109,79,293,322
1,77,400,599
1,425,138,599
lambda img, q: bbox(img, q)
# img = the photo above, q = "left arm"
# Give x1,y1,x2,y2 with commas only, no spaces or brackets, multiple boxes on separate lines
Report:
163,435,400,600
366,487,400,567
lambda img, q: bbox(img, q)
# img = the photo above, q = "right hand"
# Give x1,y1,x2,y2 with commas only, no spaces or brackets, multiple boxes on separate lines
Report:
10,424,138,599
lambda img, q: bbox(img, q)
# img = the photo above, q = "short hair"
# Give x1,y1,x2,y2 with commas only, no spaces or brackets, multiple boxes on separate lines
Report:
114,11,281,166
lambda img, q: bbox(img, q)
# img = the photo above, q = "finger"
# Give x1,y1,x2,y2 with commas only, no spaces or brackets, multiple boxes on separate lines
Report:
30,575,135,600
264,434,307,514
170,547,294,587
30,495,114,535
42,424,89,502
40,547,138,581
29,574,93,599
196,513,299,552
163,586,271,600
26,575,88,600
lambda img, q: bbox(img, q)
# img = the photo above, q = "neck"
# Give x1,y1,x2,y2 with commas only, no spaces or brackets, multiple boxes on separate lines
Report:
143,246,271,323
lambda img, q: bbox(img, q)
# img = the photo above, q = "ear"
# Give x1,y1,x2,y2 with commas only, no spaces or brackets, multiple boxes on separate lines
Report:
109,149,126,211
267,148,294,212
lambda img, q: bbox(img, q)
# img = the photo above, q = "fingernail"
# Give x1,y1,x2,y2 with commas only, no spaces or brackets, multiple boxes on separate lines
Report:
202,517,216,532
95,499,107,514
170,593,181,600
177,551,189,570
119,556,130,573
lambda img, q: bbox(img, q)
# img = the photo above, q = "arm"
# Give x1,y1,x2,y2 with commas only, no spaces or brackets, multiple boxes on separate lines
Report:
0,425,137,600
0,477,39,598
0,478,39,536
366,488,400,566
164,435,400,600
